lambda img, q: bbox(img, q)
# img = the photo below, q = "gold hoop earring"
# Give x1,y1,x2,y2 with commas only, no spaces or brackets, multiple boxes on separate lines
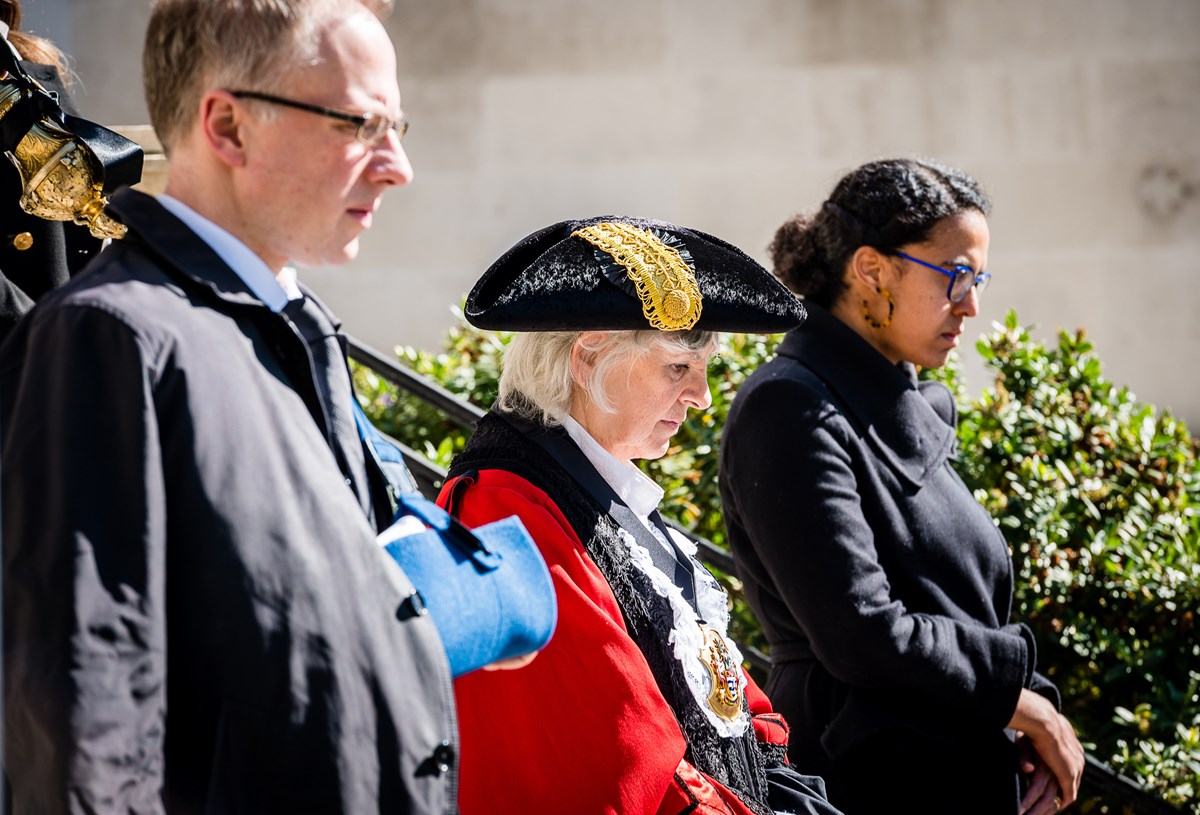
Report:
861,286,894,329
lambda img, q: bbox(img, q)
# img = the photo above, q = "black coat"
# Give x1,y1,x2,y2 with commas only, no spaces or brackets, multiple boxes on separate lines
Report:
719,304,1059,814
1,189,458,814
0,61,102,343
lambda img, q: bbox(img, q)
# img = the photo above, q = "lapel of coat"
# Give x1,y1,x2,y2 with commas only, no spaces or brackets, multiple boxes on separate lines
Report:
774,303,957,490
104,188,330,451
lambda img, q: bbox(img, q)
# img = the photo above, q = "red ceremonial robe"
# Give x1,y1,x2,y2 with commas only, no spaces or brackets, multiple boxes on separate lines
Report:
440,469,775,815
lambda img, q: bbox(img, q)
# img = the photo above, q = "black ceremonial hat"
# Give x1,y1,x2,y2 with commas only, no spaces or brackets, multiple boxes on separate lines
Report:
464,215,806,333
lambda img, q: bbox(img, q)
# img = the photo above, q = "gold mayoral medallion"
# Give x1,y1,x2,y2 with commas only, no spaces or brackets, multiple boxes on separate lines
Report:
698,625,742,722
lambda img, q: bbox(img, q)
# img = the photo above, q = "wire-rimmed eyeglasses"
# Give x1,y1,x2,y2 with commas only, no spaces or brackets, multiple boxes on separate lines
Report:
229,90,408,147
895,251,990,303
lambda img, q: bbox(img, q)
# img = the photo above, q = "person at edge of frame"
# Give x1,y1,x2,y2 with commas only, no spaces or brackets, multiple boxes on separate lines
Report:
719,158,1085,815
1,1,466,812
0,0,104,343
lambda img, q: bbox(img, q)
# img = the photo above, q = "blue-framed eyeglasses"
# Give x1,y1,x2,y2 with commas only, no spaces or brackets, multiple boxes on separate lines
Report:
229,90,408,147
895,251,990,303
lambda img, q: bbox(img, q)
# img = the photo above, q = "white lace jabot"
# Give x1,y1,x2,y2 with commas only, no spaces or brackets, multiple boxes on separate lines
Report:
560,414,749,736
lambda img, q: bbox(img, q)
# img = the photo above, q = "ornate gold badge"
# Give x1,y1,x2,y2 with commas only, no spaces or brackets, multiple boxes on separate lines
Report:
698,625,743,722
0,85,127,240
572,221,702,331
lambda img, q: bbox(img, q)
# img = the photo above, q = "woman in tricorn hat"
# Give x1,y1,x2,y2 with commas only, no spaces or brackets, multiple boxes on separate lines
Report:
438,217,842,815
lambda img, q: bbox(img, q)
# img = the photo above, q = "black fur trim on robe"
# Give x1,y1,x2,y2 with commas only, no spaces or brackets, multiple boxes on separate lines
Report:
449,410,775,814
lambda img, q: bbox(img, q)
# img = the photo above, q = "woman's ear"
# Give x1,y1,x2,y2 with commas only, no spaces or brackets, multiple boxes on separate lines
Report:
569,333,601,386
846,244,891,293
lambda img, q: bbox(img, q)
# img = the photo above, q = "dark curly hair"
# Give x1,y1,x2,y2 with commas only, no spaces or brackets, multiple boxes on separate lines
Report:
769,158,991,307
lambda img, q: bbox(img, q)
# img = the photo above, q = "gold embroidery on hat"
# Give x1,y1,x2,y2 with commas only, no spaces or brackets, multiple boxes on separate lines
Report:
572,222,703,331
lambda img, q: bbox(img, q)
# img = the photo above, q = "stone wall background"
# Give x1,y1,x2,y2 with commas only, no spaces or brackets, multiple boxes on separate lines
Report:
22,0,1200,423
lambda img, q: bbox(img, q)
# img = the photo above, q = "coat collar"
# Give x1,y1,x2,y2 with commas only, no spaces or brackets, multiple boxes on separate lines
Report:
108,190,343,332
107,189,397,528
774,302,958,489
106,188,270,311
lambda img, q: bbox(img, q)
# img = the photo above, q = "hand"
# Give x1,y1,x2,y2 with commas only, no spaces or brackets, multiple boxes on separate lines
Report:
482,651,538,671
1008,689,1084,808
1018,735,1062,814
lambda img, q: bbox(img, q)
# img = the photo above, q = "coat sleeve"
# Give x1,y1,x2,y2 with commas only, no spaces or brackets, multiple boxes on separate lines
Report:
722,376,1029,731
0,269,36,342
2,303,168,814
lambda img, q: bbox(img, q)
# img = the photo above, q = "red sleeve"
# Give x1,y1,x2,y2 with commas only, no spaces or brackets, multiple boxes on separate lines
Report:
440,470,689,815
743,668,791,749
658,758,764,815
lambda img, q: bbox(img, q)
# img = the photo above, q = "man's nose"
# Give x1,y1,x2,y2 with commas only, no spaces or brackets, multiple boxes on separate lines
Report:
368,132,414,187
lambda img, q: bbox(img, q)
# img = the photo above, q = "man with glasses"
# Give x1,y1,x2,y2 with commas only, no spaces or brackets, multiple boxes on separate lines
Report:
1,1,458,812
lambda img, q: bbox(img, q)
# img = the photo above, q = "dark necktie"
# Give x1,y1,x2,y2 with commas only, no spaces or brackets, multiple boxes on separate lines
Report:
284,294,375,526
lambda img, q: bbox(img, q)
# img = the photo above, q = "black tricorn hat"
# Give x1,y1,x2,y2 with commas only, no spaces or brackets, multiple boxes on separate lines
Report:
464,215,806,333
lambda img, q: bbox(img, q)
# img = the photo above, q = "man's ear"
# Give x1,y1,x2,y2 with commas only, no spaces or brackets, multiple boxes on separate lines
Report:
847,244,890,293
198,90,249,168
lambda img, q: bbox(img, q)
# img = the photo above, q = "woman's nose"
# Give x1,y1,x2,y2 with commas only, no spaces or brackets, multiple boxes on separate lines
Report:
683,372,712,410
955,284,981,318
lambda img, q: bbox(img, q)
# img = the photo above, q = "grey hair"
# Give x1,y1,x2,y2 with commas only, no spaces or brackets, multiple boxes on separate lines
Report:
498,329,716,428
143,0,394,154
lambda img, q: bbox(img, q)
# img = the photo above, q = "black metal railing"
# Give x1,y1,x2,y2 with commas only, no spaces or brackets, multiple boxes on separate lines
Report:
347,335,1182,814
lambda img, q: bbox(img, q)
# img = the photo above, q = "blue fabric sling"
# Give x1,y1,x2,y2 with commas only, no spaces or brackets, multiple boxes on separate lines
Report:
353,400,556,677
379,492,557,677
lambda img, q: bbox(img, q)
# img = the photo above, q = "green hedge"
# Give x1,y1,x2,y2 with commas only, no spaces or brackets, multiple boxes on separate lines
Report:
354,309,1199,812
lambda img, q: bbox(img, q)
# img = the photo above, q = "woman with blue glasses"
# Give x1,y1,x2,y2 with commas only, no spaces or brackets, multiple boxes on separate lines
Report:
719,158,1083,815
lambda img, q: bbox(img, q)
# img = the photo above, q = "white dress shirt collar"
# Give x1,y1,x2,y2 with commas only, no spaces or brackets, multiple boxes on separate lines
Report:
561,414,664,521
157,194,302,312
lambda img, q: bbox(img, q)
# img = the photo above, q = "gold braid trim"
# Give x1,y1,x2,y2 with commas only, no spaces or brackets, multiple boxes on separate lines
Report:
572,222,702,331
